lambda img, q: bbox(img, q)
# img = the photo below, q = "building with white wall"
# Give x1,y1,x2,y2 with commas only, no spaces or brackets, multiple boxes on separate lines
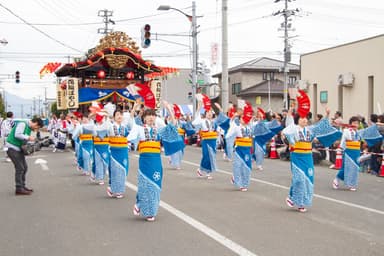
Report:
301,34,384,119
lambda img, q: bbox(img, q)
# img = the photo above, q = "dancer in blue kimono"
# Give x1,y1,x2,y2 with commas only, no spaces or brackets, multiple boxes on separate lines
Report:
129,101,184,222
222,105,238,162
332,116,364,191
107,109,132,199
69,114,83,171
91,112,111,185
283,107,340,212
252,108,267,170
78,115,96,176
168,104,187,170
225,102,254,191
192,97,220,180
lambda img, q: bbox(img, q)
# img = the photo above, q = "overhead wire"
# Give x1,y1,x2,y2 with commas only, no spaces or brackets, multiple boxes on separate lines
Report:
0,3,84,53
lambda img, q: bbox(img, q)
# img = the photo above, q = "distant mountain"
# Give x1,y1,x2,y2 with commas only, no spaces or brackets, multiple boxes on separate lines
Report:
3,92,46,118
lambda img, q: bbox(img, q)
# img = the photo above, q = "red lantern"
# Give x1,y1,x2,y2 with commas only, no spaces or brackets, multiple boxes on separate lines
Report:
126,72,134,80
97,70,106,79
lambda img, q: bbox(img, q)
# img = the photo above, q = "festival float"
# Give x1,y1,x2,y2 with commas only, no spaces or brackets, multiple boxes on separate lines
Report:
40,31,179,112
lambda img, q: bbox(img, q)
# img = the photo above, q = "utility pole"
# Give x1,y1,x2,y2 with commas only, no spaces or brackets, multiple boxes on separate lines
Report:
221,0,229,112
33,97,36,116
274,0,299,109
97,9,115,35
44,86,48,117
191,1,198,119
38,95,41,116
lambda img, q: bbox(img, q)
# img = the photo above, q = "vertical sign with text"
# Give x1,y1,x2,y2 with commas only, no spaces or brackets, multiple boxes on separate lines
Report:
66,78,79,109
56,83,66,110
150,80,162,110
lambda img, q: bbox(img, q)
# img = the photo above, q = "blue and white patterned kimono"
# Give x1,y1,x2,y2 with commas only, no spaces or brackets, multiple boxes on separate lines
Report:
253,120,275,167
226,122,253,189
128,120,184,218
109,122,130,194
70,123,82,170
79,122,96,175
336,128,361,188
283,124,315,207
192,114,219,174
169,120,186,169
220,116,239,161
93,121,112,182
283,117,340,207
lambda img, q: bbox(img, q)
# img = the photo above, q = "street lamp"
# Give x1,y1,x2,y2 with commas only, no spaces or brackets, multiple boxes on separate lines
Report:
157,1,198,118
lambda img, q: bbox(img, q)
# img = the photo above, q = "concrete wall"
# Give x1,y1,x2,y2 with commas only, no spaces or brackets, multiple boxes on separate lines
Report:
301,35,384,120
160,68,192,105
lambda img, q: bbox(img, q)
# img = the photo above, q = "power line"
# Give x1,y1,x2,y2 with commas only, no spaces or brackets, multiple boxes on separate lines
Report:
0,3,83,53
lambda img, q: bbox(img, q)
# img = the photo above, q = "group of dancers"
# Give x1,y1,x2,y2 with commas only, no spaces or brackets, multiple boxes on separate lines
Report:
61,91,382,220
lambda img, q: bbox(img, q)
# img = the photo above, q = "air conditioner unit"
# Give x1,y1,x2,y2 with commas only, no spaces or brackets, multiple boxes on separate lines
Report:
338,73,354,87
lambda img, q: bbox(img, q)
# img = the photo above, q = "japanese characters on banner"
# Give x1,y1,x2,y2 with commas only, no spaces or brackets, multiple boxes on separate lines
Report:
211,42,218,66
56,84,66,110
66,78,79,109
150,80,162,110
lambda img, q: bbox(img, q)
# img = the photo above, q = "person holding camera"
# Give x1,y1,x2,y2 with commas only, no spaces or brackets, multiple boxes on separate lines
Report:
5,117,44,195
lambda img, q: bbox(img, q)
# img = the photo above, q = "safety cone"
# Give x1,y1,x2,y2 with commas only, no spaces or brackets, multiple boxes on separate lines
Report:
269,137,278,159
184,135,189,145
378,155,384,177
334,147,343,170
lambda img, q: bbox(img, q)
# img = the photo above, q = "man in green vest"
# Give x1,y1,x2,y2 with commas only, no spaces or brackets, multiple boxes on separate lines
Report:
6,117,44,195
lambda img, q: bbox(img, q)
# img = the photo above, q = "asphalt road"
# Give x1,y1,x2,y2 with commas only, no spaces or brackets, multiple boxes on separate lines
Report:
0,145,383,256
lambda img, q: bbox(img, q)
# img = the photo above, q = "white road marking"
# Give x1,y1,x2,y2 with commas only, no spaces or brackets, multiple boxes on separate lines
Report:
182,159,384,216
34,158,49,171
125,181,258,256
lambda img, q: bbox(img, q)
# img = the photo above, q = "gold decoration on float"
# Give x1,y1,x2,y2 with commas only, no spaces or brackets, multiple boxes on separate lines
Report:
92,31,142,69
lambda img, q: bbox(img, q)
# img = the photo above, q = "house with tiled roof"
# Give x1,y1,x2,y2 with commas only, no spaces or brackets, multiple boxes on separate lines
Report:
213,57,300,112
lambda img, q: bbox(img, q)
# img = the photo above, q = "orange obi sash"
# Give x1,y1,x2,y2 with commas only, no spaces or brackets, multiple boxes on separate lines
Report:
93,137,110,145
346,140,360,150
109,136,128,148
178,128,185,136
79,134,93,141
200,131,218,140
138,141,161,153
235,137,252,147
291,141,312,153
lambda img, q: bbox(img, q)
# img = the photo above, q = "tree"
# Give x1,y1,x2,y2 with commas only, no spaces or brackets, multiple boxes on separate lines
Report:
0,93,5,118
50,101,67,117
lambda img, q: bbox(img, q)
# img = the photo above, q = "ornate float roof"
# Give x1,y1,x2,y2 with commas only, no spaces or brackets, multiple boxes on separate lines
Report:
55,31,162,77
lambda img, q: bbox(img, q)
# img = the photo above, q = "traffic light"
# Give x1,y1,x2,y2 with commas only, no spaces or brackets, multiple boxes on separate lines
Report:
141,24,151,48
15,71,20,83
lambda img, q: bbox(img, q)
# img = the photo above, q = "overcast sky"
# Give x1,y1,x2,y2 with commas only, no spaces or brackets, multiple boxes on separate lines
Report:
0,0,383,100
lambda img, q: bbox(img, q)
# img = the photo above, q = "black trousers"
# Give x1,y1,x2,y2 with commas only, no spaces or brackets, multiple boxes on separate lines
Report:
7,148,28,190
